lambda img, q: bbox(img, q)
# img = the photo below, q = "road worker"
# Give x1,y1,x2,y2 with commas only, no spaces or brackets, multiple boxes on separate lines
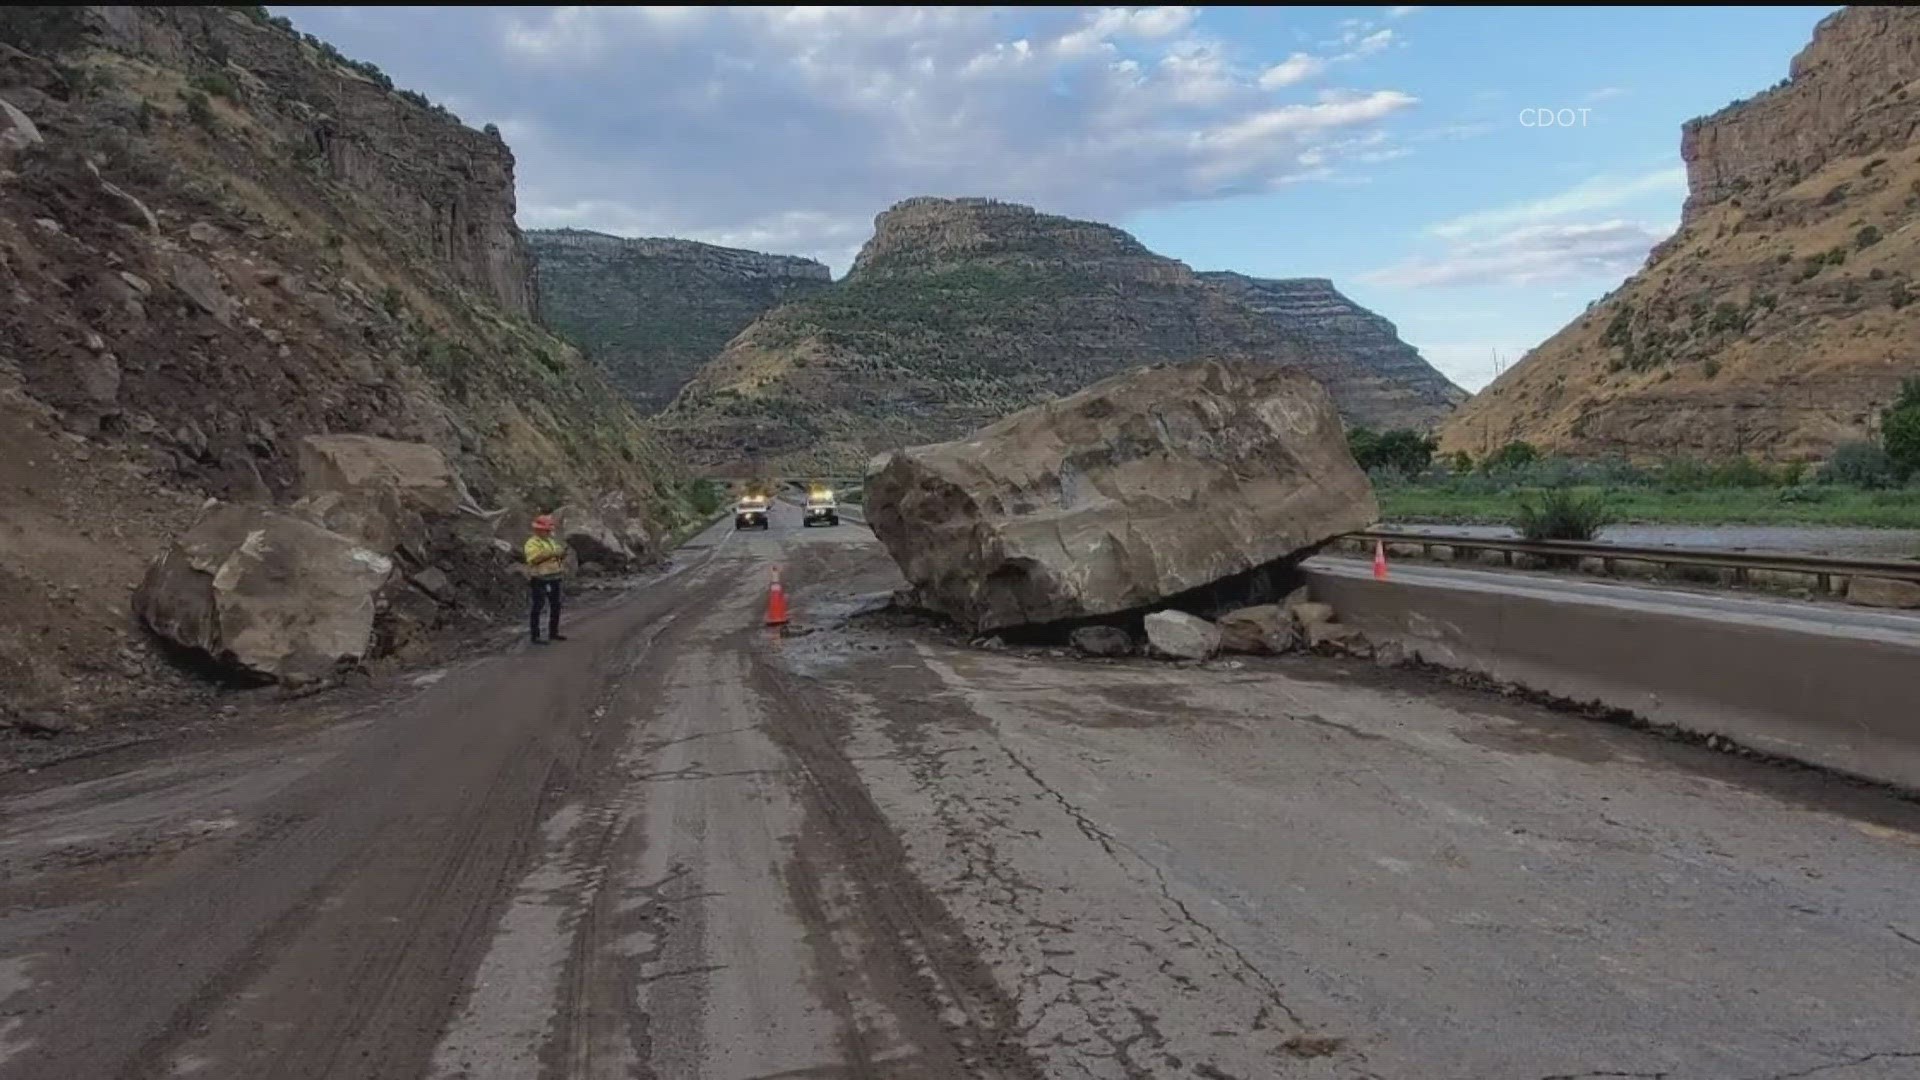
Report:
524,514,568,644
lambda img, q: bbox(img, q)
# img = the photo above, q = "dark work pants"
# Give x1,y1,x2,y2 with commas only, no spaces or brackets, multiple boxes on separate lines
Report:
529,578,562,640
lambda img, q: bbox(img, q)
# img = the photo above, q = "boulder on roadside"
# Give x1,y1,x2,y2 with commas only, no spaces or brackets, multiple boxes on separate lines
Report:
134,502,394,684
866,359,1376,632
1144,610,1221,661
1070,625,1135,657
1217,604,1299,655
297,433,473,517
554,504,635,567
1845,575,1920,609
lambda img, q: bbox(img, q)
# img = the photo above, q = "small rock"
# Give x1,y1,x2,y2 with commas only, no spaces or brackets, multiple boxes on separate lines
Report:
0,96,44,158
1288,600,1336,629
119,270,152,295
1217,604,1299,655
33,217,60,233
1070,625,1135,657
1306,621,1371,657
1374,639,1413,668
13,713,72,738
1144,610,1221,661
409,567,456,604
187,220,226,245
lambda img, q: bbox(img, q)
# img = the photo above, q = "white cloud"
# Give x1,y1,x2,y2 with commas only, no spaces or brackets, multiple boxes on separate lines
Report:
1259,52,1326,89
1583,86,1627,102
1353,29,1395,55
1358,219,1671,288
288,6,1421,272
1431,167,1687,238
1387,6,1424,18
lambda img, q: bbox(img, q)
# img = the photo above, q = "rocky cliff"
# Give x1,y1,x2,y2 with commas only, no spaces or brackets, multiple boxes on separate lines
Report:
1440,5,1920,462
528,228,830,414
1200,273,1468,430
662,197,1458,474
0,6,691,730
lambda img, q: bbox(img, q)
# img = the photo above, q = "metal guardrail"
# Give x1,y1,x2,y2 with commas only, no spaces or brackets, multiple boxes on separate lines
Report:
1345,528,1920,589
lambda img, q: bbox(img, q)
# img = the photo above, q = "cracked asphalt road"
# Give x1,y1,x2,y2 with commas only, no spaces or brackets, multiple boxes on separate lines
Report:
2,504,1918,1078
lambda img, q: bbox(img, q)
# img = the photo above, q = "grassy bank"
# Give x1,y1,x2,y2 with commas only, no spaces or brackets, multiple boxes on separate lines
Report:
1379,484,1920,529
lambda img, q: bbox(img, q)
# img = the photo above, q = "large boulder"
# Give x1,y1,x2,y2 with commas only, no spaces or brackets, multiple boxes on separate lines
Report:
865,359,1377,631
554,503,635,567
134,502,395,684
292,434,495,570
297,434,473,517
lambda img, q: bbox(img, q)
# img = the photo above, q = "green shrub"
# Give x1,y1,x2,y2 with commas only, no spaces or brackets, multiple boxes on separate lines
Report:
190,71,237,99
1819,440,1894,488
1514,488,1616,542
1479,440,1540,476
1856,225,1883,250
1708,455,1774,488
685,479,724,516
1776,485,1832,505
1884,377,1920,480
379,285,404,318
181,89,214,127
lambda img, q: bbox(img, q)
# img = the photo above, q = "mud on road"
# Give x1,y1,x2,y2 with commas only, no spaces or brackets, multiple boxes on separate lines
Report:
4,503,1920,1079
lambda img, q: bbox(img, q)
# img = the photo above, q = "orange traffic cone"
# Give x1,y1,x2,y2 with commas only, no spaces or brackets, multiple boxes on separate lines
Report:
1372,539,1389,581
765,567,790,626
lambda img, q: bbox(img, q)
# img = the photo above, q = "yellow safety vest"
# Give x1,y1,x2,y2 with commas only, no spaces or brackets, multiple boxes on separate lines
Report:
524,535,567,578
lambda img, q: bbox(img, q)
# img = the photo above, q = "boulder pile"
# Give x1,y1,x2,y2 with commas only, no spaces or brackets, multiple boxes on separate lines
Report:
866,359,1377,633
1083,589,1377,662
134,434,653,685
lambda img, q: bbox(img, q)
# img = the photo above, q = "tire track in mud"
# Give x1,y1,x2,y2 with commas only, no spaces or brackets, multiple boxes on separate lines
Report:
748,650,1048,1080
534,562,740,1080
0,529,744,1080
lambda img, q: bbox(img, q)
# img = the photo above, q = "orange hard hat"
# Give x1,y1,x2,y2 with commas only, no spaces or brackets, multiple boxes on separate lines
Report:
532,514,556,533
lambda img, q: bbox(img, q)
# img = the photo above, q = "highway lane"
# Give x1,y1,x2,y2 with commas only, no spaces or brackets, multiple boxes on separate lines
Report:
1,502,1916,1078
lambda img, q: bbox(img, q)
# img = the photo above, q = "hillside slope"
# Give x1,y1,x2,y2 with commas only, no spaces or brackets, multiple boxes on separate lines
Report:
1200,272,1468,428
1440,5,1920,462
527,228,830,414
662,197,1464,474
0,6,690,725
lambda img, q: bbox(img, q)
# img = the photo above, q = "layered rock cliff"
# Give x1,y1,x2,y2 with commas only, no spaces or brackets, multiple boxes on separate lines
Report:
1200,273,1468,430
528,228,830,414
662,197,1457,474
1440,5,1920,462
0,6,691,726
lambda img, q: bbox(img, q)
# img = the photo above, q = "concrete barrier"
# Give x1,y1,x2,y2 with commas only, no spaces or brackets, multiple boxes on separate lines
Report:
1304,564,1920,792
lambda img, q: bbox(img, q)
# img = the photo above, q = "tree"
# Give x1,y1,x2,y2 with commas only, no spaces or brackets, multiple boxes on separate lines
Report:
1345,427,1436,477
1882,377,1920,480
1478,440,1540,475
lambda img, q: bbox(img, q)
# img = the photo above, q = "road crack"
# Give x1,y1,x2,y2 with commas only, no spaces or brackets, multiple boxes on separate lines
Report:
994,740,1307,1029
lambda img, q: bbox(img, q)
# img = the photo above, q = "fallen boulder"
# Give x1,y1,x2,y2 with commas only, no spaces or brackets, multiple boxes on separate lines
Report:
1070,625,1135,657
1144,610,1221,661
555,504,635,567
866,359,1376,632
134,502,394,684
1217,604,1298,655
297,433,473,516
1845,576,1920,609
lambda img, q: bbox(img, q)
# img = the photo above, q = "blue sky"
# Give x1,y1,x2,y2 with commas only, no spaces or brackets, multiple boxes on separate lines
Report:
284,5,1837,393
